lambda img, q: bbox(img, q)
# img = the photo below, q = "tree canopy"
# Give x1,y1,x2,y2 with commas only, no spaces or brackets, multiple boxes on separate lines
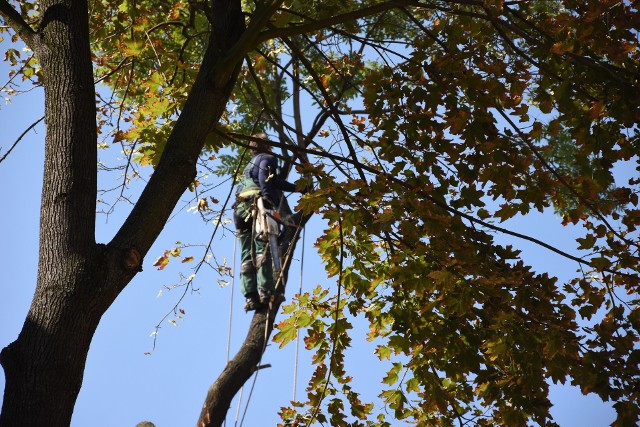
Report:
1,0,639,426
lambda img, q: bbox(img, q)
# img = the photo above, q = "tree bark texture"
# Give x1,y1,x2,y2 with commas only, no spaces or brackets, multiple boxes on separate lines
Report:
1,1,99,425
0,0,245,425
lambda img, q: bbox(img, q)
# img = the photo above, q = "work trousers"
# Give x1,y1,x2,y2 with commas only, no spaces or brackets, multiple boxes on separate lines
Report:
237,231,275,297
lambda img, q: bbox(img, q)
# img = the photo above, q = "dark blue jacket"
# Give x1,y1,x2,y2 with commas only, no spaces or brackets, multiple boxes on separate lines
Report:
246,153,296,206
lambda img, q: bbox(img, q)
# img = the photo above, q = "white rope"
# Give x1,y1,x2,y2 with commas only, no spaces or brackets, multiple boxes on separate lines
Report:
225,236,238,427
239,359,262,427
227,236,237,363
233,386,245,427
293,227,305,402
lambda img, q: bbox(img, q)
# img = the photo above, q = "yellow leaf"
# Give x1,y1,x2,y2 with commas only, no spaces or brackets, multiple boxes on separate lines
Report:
121,39,145,56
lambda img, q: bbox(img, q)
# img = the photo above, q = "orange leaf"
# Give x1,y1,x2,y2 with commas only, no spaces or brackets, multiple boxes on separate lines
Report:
588,100,604,120
153,254,169,270
551,42,568,55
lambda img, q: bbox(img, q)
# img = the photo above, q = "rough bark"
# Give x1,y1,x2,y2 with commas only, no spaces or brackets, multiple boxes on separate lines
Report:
0,0,245,425
0,2,99,425
197,211,311,427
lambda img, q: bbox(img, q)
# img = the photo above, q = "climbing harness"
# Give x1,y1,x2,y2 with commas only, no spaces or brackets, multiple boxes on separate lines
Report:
236,175,261,200
235,153,266,200
255,196,283,276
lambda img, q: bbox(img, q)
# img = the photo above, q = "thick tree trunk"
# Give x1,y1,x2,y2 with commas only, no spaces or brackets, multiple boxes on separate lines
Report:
0,0,246,425
0,1,99,425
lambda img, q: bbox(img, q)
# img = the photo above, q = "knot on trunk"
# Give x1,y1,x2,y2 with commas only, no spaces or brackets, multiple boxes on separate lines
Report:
124,247,143,272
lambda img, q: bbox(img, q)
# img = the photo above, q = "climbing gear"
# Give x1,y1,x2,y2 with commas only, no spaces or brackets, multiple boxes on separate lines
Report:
234,154,265,227
234,199,255,226
255,197,280,240
236,175,261,200
235,153,268,201
255,197,282,277
254,252,266,268
292,227,306,401
227,235,238,366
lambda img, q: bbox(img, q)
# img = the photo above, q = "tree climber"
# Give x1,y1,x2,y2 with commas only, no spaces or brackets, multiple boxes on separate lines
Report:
233,136,304,311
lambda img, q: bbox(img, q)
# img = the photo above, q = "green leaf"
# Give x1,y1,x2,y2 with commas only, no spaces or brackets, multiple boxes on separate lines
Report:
121,39,146,56
273,320,298,349
375,345,392,361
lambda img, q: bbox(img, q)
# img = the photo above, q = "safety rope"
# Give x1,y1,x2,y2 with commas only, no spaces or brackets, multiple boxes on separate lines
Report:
228,236,250,427
227,237,237,363
239,359,262,426
233,386,245,427
224,238,238,427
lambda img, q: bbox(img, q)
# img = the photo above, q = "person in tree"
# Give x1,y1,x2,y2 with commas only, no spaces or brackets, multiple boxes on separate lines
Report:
233,135,303,311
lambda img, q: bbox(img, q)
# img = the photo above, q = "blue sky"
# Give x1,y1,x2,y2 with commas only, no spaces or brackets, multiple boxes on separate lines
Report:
0,40,623,426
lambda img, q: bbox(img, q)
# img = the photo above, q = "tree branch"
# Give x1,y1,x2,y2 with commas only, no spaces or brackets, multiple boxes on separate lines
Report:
110,0,245,280
212,0,286,87
283,36,368,182
257,0,411,44
239,138,638,279
0,116,44,164
0,0,37,48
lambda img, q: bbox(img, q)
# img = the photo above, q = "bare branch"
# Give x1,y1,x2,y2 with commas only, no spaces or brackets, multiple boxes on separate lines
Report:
0,116,44,164
283,36,368,182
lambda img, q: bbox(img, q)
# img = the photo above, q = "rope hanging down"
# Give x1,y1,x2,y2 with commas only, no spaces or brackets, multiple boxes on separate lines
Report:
293,227,305,402
226,238,238,427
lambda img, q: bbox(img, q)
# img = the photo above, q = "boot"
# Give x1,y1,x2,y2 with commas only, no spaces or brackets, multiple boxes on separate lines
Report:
244,292,263,311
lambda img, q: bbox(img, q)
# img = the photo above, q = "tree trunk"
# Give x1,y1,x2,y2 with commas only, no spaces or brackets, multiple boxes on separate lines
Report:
0,1,99,425
0,0,246,425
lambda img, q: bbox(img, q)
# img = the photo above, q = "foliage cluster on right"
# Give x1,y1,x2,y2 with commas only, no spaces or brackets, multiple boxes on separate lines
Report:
268,1,640,426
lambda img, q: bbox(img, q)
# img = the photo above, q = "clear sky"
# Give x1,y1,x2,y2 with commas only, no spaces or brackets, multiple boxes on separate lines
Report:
0,39,621,426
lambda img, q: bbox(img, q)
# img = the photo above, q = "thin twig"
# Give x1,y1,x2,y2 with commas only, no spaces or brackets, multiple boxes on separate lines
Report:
0,115,44,164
